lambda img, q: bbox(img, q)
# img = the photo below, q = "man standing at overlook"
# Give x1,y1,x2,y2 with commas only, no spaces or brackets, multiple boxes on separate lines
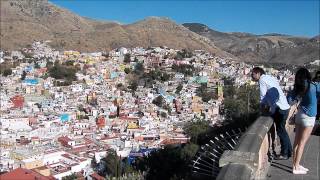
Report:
251,67,292,160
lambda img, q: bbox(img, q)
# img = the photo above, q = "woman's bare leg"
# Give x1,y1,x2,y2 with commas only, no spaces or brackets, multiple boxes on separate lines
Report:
293,126,313,170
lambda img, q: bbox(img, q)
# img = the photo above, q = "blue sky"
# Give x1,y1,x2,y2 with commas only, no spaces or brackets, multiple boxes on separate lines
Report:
50,0,319,37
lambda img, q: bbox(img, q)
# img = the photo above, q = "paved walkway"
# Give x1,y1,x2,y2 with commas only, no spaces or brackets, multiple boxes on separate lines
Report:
266,134,319,180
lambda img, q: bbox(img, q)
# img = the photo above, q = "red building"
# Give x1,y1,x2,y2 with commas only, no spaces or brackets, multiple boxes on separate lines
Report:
90,173,105,180
10,95,24,108
0,168,55,180
96,116,106,129
57,136,73,148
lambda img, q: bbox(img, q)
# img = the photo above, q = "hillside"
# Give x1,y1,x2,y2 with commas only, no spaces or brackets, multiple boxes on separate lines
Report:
0,0,228,58
183,23,320,64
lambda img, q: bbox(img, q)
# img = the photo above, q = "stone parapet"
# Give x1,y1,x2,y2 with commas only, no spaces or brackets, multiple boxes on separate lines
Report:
217,116,273,180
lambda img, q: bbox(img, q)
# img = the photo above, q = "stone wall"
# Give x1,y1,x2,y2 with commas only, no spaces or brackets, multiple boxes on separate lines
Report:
217,116,274,180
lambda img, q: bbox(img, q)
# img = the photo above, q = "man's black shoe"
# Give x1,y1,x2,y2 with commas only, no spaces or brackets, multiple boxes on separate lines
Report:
274,155,289,160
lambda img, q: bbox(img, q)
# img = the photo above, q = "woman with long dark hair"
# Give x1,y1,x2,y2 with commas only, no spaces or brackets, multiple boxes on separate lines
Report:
288,68,320,174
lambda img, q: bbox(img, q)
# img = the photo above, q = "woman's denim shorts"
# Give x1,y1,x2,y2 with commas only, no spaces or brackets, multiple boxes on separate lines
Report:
295,109,316,127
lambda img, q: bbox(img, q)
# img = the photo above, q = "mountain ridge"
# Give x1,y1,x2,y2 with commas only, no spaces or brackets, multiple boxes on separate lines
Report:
183,23,320,64
0,0,230,59
1,0,318,64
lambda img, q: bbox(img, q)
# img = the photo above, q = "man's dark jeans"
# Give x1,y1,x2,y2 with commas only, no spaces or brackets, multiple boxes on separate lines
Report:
272,107,292,157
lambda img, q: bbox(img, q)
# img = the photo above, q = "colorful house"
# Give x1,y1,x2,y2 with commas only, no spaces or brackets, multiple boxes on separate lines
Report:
60,114,70,123
96,116,106,129
24,79,39,86
10,95,24,108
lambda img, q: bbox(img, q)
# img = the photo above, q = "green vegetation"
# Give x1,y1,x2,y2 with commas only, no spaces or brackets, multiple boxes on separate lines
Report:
175,84,183,94
152,95,166,107
0,61,20,76
34,62,40,69
46,61,54,68
104,150,122,177
124,67,131,74
95,149,137,179
48,62,76,86
124,53,131,63
134,62,144,75
196,83,216,102
144,68,171,82
183,119,210,144
21,71,27,80
128,80,138,92
2,69,12,76
175,49,193,60
223,83,260,124
133,144,199,180
172,64,196,76
62,60,75,66
62,173,77,180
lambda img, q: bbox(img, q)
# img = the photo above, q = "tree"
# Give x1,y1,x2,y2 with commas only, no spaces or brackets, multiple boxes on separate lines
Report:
196,83,215,102
223,84,259,125
91,156,97,169
46,61,54,69
180,143,199,160
64,60,74,66
34,62,40,69
172,64,196,76
134,144,197,180
160,72,171,81
102,52,109,59
62,173,77,180
2,69,12,76
160,111,167,118
21,70,27,80
145,69,171,82
175,84,183,94
105,150,121,178
49,63,76,81
124,53,131,63
152,95,165,108
122,159,135,175
117,83,123,89
183,119,210,144
174,49,193,60
133,62,144,75
98,149,121,178
128,80,138,92
124,67,131,74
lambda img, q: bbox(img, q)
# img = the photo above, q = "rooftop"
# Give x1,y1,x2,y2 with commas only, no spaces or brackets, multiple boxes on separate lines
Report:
0,168,54,180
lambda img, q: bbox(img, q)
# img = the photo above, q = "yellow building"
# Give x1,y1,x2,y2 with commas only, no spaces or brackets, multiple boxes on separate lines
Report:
22,159,43,169
64,51,80,57
33,166,51,176
85,57,94,64
127,122,139,129
216,85,223,99
192,96,203,113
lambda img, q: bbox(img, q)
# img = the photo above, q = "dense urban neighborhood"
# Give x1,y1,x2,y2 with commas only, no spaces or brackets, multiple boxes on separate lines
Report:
0,41,305,179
